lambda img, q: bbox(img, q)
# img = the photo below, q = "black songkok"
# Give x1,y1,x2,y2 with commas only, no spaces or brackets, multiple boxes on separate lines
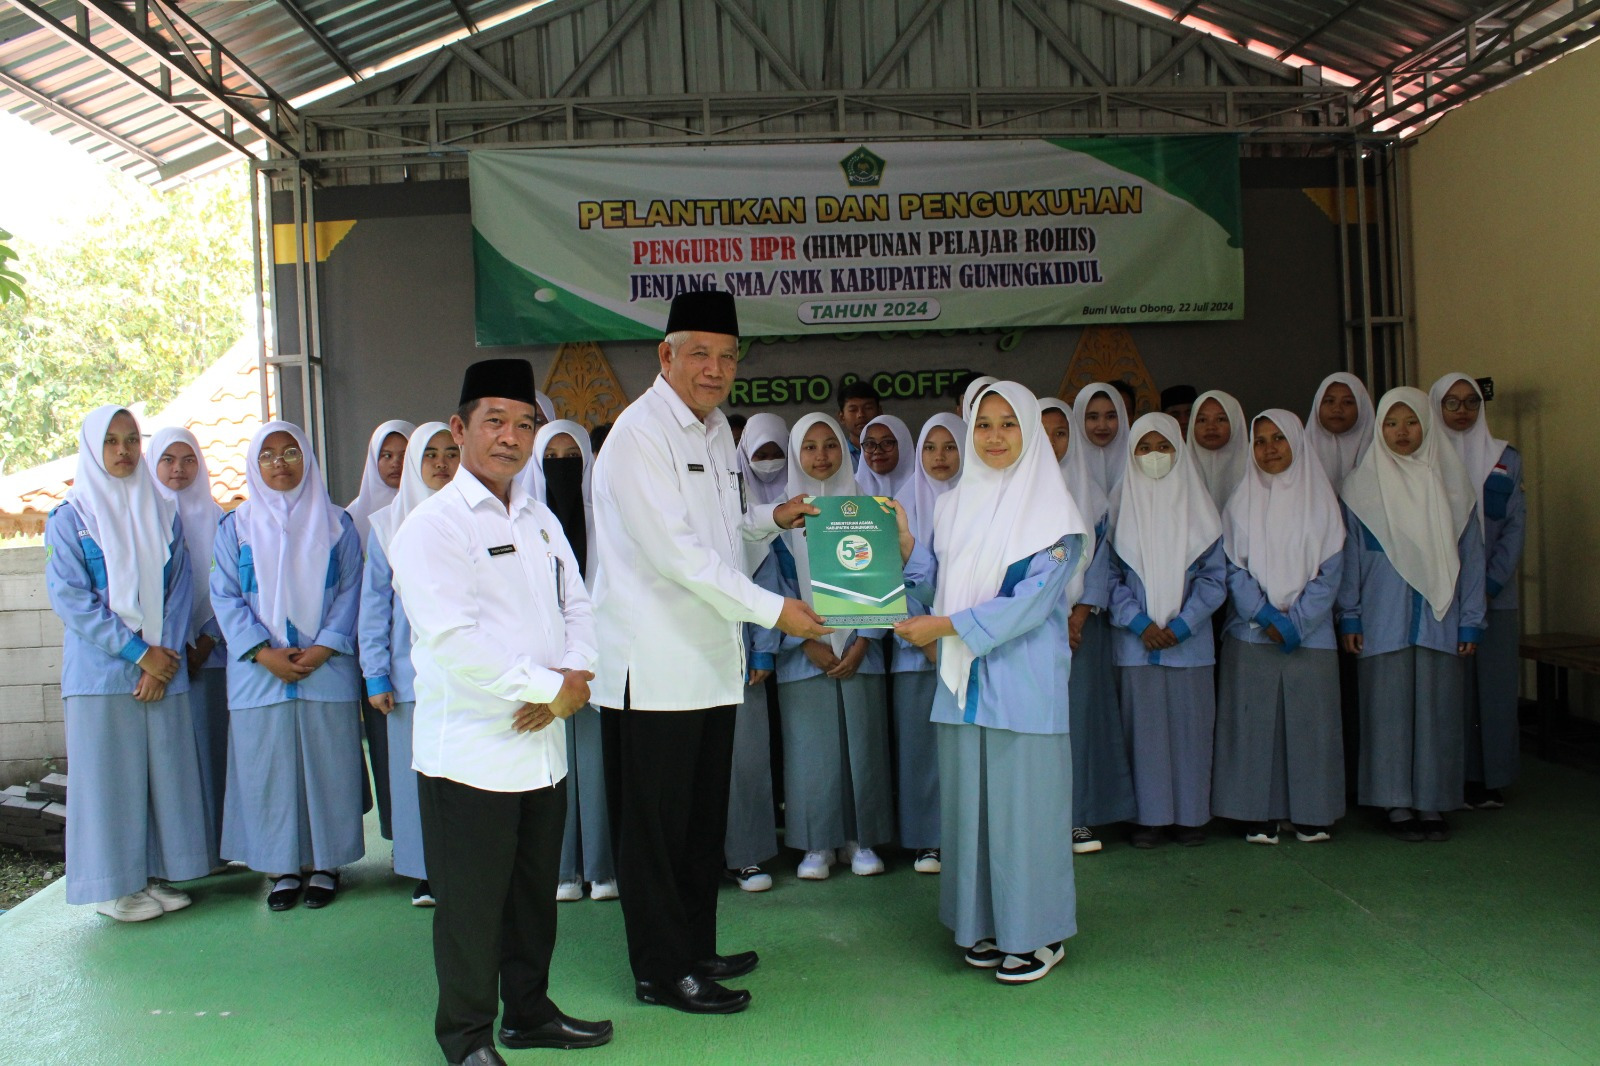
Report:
460,358,537,408
665,290,740,338
1160,384,1198,410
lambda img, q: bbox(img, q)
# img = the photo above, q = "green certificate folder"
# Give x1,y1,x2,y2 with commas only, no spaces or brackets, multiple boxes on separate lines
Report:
803,495,909,627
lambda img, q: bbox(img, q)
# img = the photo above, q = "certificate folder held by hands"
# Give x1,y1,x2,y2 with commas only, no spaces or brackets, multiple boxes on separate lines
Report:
803,495,909,627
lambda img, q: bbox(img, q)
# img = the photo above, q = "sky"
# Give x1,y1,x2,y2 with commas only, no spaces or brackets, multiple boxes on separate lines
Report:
0,111,128,245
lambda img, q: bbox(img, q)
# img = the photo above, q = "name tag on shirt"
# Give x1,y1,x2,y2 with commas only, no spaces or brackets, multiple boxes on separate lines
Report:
687,463,705,472
487,544,517,557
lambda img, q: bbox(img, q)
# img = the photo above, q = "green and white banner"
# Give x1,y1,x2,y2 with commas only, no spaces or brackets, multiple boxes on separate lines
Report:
471,135,1243,345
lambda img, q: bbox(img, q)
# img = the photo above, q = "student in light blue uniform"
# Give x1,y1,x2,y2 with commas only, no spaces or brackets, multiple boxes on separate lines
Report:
1108,412,1227,848
1337,387,1486,843
1429,373,1527,808
147,425,228,857
1213,411,1346,844
47,406,211,922
895,381,1089,984
212,421,366,910
762,413,893,881
360,421,457,908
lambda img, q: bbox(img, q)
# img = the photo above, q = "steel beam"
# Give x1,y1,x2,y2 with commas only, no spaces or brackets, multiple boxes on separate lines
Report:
271,0,362,84
552,0,657,97
0,67,163,166
711,0,810,91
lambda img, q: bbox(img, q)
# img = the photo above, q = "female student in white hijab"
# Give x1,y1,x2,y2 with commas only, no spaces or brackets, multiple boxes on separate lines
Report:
1068,382,1131,499
1429,373,1526,809
855,414,916,499
1187,390,1250,512
1305,373,1374,491
1212,411,1347,844
756,413,893,880
212,421,367,910
1046,396,1136,855
1107,413,1227,848
1336,388,1485,843
147,426,228,858
359,421,458,907
886,412,966,875
46,406,211,922
893,381,1090,984
532,419,619,904
724,412,790,893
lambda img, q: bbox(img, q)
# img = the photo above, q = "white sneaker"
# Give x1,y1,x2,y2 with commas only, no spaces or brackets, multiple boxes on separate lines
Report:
555,878,584,902
913,848,942,874
850,847,885,876
95,890,164,922
144,880,192,913
797,850,833,880
1071,827,1103,854
996,942,1066,984
732,866,773,892
589,879,619,901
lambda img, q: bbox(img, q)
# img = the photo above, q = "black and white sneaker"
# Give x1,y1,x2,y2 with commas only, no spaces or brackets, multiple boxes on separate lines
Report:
913,849,942,874
1294,825,1332,843
964,939,1004,969
1071,827,1102,854
730,866,773,892
411,880,435,907
1476,789,1505,810
1244,821,1279,845
996,942,1065,984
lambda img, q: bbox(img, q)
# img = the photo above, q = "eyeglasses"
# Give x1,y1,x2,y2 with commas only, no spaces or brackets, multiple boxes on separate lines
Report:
257,448,304,467
861,439,899,453
1440,396,1482,412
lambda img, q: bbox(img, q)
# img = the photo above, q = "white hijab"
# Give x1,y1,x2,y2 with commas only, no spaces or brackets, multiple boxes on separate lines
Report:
736,412,791,508
1187,390,1250,512
906,413,965,548
369,422,451,556
932,382,1088,709
1112,412,1223,627
345,419,415,545
533,419,597,586
1222,411,1344,612
146,425,222,639
69,406,175,643
1066,382,1131,500
854,414,916,499
1041,397,1102,604
784,413,859,655
239,421,346,646
535,390,557,424
1428,373,1508,537
1341,387,1476,621
960,375,999,419
1305,372,1375,490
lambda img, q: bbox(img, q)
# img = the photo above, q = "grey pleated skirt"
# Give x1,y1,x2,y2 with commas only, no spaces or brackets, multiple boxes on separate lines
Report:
778,673,892,852
724,680,777,870
221,699,366,874
1466,609,1521,790
64,692,213,904
386,701,426,880
1120,665,1216,828
560,704,614,883
937,720,1076,954
1212,638,1345,826
1357,647,1466,812
890,667,941,850
191,665,231,855
1069,613,1136,827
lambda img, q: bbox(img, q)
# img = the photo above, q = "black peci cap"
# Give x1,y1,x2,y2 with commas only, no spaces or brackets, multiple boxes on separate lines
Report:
665,290,740,338
1160,384,1198,409
460,358,537,407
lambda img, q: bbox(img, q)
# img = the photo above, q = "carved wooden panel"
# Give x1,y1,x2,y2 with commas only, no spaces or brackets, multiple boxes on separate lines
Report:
543,341,629,428
1056,326,1158,417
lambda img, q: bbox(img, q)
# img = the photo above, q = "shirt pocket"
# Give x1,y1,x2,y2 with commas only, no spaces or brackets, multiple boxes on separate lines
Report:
80,538,108,591
1484,474,1513,522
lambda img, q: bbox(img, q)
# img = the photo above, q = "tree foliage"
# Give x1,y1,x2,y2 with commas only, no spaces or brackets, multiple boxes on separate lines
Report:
0,169,253,476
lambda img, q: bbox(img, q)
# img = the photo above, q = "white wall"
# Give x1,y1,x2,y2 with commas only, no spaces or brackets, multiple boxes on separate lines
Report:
0,547,65,786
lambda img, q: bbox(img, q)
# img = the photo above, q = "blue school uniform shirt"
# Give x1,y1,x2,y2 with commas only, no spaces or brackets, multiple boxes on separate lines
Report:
1482,445,1526,611
1078,514,1116,612
1223,550,1344,653
45,501,194,698
1107,539,1227,668
1334,503,1487,657
209,509,364,709
744,541,785,675
358,532,416,703
903,531,1087,735
755,536,886,683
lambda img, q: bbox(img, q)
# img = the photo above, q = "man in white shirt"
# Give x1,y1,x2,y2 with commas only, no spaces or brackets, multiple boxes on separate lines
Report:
591,291,830,1015
390,358,612,1066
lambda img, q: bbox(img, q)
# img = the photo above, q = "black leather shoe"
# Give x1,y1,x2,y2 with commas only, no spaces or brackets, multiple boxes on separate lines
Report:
695,951,759,981
266,875,301,911
303,870,340,909
635,974,751,1014
447,1047,507,1066
499,1011,613,1050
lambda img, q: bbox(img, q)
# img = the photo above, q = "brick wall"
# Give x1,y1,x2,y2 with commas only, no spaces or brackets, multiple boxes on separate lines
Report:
0,547,65,787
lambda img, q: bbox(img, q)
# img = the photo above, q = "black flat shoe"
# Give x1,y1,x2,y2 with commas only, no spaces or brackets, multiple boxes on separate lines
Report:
635,974,751,1014
1130,825,1163,849
500,1010,613,1050
303,870,340,909
266,875,302,911
1387,817,1425,842
447,1048,507,1066
1420,818,1452,842
695,951,759,981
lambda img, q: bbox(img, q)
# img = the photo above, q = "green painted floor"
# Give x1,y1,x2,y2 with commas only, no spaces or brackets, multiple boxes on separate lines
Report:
3,756,1599,1066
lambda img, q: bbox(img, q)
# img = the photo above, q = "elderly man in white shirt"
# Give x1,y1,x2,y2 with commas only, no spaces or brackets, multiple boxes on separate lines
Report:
591,291,830,1016
390,358,612,1066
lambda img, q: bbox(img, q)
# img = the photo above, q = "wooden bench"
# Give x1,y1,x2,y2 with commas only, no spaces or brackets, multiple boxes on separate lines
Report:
1519,633,1600,759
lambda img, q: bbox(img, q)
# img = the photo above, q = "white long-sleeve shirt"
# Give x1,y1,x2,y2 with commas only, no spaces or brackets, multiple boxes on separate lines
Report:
590,374,785,710
389,464,596,792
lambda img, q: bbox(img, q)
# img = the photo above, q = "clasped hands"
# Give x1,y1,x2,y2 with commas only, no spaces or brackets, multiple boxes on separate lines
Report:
512,668,596,734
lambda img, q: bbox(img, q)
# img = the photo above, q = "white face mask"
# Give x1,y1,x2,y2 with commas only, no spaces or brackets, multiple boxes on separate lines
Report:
750,457,786,480
1136,451,1175,480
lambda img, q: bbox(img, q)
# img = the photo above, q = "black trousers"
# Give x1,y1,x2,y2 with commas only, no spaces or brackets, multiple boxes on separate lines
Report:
417,772,564,1063
602,700,737,983
362,697,392,839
